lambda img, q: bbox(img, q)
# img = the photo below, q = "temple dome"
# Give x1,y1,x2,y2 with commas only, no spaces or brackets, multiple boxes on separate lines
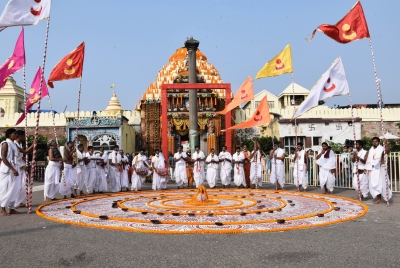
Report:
105,91,124,115
136,46,228,110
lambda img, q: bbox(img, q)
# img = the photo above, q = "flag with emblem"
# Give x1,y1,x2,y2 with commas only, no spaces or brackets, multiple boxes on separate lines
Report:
0,27,25,89
47,42,85,88
255,44,293,79
15,66,49,125
0,0,51,32
225,96,271,130
217,76,254,115
307,1,370,44
293,57,349,119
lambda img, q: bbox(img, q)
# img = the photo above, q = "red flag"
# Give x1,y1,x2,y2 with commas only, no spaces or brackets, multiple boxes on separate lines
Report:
0,27,25,88
217,76,254,115
225,96,271,131
15,66,49,125
307,1,370,44
47,42,85,88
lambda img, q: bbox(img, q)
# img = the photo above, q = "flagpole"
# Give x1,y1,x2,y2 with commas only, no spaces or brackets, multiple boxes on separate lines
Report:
369,38,390,207
75,77,83,146
29,17,51,213
291,73,300,190
22,65,30,209
46,94,59,145
347,92,361,201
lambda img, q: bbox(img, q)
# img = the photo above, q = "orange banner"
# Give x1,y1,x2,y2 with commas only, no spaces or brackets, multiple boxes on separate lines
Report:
217,76,253,115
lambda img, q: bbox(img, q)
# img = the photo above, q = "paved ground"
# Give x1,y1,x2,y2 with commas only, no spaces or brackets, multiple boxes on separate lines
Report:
0,182,399,268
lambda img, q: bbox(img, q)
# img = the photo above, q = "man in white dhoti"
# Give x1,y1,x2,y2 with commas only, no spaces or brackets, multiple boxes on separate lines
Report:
152,149,167,190
250,139,263,189
294,142,308,192
316,142,336,194
232,146,246,188
75,144,86,196
131,149,151,191
108,145,122,192
352,140,369,201
367,137,392,204
120,150,130,191
205,148,219,189
13,130,34,207
0,128,19,216
269,141,285,190
192,146,205,188
44,139,63,201
59,141,77,198
219,146,232,188
85,146,98,194
174,146,188,189
95,147,108,193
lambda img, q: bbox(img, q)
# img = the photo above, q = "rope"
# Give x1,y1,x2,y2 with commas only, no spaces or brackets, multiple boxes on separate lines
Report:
75,77,83,146
348,93,361,201
29,17,51,213
369,38,390,206
23,66,30,208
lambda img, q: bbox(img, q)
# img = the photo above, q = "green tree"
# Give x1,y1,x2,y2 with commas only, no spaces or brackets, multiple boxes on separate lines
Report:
325,140,344,153
27,134,48,161
241,136,279,155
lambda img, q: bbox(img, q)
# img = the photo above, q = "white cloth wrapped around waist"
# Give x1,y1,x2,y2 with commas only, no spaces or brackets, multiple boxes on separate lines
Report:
46,161,62,185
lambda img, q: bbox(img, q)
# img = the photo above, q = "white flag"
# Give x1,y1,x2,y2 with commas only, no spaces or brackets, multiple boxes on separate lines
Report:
0,0,51,32
293,57,349,118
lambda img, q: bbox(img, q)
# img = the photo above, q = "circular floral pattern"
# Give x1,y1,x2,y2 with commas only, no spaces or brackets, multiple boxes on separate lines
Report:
36,189,368,234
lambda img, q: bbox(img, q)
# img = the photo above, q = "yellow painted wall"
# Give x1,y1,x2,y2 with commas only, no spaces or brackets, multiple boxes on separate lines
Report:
121,122,136,154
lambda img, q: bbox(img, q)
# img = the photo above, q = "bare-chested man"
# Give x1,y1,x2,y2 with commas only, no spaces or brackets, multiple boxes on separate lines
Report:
60,141,77,198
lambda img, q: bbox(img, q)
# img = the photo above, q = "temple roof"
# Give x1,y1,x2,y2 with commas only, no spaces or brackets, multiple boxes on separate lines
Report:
277,83,310,98
105,91,124,115
136,47,228,110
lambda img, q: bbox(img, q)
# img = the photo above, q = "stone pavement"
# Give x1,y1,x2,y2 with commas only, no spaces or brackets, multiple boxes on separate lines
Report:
0,182,399,268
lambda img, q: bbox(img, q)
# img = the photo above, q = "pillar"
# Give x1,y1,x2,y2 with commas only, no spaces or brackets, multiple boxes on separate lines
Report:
161,87,168,158
185,37,200,152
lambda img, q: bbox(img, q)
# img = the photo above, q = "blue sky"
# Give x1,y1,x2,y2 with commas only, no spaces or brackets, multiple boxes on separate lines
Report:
0,0,399,112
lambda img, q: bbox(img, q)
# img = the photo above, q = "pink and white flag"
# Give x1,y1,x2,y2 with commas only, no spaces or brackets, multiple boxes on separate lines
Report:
0,27,25,89
293,57,350,118
0,0,51,31
15,66,49,125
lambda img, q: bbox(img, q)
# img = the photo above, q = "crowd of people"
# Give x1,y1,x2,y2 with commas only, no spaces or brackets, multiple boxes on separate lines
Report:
0,128,393,216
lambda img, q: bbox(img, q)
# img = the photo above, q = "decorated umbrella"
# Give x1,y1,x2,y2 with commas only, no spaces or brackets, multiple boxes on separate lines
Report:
379,132,400,140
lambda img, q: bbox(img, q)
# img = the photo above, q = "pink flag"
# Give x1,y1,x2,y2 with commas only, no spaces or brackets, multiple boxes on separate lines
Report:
15,66,49,125
0,27,25,89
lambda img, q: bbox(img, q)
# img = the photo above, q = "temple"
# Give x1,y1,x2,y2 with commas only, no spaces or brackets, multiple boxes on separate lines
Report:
136,47,235,155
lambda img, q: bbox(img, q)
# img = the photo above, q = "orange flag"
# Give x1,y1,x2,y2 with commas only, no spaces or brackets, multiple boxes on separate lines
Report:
217,76,254,115
307,1,370,44
226,96,271,130
47,42,85,88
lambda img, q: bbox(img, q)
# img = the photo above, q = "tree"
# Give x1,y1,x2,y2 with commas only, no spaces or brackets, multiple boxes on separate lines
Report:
27,134,48,161
241,136,279,155
325,140,343,153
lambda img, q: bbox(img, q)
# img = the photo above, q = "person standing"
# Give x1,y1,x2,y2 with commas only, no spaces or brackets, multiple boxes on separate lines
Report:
44,139,63,201
205,148,219,188
108,145,122,192
0,128,19,215
60,141,77,198
75,144,86,196
316,142,336,194
339,146,350,187
120,150,129,191
293,142,308,192
269,141,285,190
186,148,194,187
352,140,369,201
219,146,232,188
151,149,167,190
250,138,263,189
85,146,98,194
131,149,150,191
289,147,295,180
174,146,188,189
242,145,251,188
96,147,108,193
366,137,392,204
232,146,246,188
192,145,205,188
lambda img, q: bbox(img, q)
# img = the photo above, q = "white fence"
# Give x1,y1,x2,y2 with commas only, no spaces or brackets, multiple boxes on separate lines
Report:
168,152,400,192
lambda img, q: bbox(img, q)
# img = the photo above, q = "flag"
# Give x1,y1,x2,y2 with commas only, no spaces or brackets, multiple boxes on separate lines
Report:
15,66,49,125
0,0,51,32
217,76,254,115
293,57,349,118
225,96,271,131
307,1,370,44
48,42,85,88
0,27,25,89
110,83,115,88
255,44,293,79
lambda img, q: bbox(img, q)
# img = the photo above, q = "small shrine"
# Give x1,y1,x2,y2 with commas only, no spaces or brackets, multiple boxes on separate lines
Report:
136,47,236,155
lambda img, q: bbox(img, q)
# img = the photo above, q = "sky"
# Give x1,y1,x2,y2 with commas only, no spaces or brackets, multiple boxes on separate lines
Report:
0,0,399,113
